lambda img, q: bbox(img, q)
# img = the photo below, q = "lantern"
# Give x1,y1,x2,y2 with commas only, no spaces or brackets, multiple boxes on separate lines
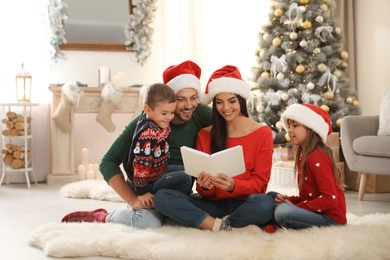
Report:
15,63,32,102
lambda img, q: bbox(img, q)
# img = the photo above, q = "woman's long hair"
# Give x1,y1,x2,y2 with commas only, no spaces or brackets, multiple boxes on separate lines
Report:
294,128,345,190
209,94,248,153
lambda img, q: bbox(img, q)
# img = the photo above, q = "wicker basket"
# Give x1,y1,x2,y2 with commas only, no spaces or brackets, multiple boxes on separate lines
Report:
269,161,297,188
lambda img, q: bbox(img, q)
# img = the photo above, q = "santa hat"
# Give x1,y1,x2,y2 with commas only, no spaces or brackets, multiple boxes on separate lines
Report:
201,65,251,104
281,103,332,143
162,60,201,94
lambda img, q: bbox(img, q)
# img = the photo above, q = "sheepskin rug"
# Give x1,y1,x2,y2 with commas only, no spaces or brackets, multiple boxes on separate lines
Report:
33,180,390,259
29,213,390,259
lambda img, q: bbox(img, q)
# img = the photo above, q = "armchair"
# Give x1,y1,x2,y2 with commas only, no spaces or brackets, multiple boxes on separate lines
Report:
341,115,390,200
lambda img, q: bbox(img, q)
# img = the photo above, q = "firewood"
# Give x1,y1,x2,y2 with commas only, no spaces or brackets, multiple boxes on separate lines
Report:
11,158,24,169
2,129,10,136
13,151,24,159
6,111,16,119
3,154,13,165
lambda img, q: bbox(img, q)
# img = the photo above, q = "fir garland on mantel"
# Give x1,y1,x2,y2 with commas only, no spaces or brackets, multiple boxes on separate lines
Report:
47,0,158,65
124,0,158,65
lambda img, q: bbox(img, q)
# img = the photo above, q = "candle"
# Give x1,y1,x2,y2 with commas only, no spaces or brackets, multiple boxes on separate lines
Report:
81,148,89,166
78,164,87,180
99,66,111,86
112,72,125,87
87,169,95,180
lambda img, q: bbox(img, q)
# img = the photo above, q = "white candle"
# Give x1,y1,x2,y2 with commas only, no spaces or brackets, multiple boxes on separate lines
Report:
81,148,89,166
78,164,87,180
87,169,95,180
112,72,125,87
99,66,110,85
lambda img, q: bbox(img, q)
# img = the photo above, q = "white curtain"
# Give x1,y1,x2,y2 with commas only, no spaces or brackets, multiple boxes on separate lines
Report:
154,0,270,89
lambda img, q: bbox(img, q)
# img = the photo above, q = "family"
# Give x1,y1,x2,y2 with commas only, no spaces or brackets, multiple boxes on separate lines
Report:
62,60,347,233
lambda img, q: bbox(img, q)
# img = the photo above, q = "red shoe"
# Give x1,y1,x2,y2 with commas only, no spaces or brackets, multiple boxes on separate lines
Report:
61,208,108,223
265,224,277,234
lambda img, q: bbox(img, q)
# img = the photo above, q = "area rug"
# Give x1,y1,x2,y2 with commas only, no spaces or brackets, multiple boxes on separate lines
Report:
29,213,390,259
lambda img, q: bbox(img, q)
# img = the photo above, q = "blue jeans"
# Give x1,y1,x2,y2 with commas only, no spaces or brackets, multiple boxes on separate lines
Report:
267,191,342,229
153,189,276,229
106,165,191,228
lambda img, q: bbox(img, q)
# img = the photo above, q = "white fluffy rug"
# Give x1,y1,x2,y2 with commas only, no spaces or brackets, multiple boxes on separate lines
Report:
29,213,390,259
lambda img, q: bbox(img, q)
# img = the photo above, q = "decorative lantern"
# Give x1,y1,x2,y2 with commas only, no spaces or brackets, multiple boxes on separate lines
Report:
15,63,32,102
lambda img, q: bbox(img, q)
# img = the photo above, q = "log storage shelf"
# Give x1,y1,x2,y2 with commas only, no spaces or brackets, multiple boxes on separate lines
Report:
0,103,38,188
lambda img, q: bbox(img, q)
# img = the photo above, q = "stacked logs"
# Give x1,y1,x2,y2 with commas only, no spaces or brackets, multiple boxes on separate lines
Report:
2,111,32,169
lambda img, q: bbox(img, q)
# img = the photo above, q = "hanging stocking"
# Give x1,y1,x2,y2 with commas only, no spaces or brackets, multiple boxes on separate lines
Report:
96,83,122,132
52,82,80,133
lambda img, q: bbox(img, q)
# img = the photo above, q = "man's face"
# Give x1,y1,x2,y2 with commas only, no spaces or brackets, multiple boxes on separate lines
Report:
171,88,199,124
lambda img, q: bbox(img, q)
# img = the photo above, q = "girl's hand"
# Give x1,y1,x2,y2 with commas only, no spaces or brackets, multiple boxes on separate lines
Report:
197,171,213,189
275,193,289,205
211,173,234,191
136,192,154,209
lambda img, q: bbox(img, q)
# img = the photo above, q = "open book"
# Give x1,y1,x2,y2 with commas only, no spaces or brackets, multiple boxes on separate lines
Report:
180,145,245,178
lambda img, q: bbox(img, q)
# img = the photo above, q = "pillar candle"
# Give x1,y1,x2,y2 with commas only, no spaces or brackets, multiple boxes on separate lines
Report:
81,148,89,166
99,66,110,85
87,169,95,180
78,164,87,180
112,72,125,87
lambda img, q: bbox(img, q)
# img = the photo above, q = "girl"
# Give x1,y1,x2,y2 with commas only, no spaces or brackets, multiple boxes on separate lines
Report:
267,103,347,231
153,65,275,232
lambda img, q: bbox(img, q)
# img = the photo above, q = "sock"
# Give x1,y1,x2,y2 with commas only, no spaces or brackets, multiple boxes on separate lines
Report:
52,95,74,133
95,100,117,132
61,208,108,223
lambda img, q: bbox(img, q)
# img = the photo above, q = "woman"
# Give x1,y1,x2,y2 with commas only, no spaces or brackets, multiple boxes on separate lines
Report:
154,65,275,232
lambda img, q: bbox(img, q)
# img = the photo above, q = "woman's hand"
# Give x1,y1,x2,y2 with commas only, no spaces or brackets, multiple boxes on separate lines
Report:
275,193,291,205
211,173,234,191
197,171,213,189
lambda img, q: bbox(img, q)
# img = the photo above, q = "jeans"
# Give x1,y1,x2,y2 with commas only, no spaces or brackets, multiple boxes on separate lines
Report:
153,189,276,229
106,165,191,228
267,191,342,229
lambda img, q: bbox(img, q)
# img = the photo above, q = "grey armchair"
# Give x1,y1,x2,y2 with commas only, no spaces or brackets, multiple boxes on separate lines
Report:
341,115,390,200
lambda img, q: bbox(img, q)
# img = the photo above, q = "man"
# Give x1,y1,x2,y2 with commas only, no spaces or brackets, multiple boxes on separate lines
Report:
61,61,212,228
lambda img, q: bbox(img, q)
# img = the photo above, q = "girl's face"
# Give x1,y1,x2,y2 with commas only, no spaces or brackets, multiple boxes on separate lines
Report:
286,119,308,146
214,93,241,121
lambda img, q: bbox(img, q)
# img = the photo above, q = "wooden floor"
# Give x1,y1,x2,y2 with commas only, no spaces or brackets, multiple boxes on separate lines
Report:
1,182,390,260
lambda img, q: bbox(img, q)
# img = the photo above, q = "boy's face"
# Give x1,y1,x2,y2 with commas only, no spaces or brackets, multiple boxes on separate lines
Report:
144,101,176,129
171,88,199,124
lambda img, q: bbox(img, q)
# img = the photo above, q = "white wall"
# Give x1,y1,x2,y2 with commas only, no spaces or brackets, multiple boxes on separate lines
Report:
355,0,390,115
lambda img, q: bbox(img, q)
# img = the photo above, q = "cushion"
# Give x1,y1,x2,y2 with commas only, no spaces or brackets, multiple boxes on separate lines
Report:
353,136,390,158
378,89,390,136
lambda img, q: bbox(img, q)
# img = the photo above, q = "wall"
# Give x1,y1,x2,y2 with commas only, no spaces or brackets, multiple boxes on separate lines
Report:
355,0,390,115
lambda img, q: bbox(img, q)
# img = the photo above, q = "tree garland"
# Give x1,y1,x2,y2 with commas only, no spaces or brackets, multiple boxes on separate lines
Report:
124,0,158,65
47,0,68,62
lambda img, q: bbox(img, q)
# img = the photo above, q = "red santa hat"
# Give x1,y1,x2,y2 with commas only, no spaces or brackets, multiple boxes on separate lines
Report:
281,103,332,143
201,65,251,104
162,60,201,94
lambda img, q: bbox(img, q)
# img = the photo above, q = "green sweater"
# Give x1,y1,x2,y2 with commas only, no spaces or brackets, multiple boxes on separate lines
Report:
99,103,212,183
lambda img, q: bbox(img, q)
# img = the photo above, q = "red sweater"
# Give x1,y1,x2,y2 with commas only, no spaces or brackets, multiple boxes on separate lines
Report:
288,149,347,224
195,126,274,200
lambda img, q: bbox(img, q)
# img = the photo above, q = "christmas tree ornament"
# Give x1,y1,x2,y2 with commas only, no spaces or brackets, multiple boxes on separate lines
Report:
340,51,349,60
261,71,270,78
260,50,266,57
299,0,309,4
299,6,307,13
307,81,315,90
333,70,342,78
321,4,328,12
274,8,284,17
326,91,334,100
313,47,321,54
299,39,308,48
263,33,271,41
285,133,291,142
318,63,327,72
315,16,324,23
336,118,342,127
281,92,289,101
272,37,282,46
52,82,81,133
352,100,359,106
290,32,298,40
276,121,284,130
96,83,123,133
320,104,329,111
256,104,265,113
302,20,312,29
345,96,353,104
334,27,342,35
277,73,285,81
296,64,305,74
340,61,348,69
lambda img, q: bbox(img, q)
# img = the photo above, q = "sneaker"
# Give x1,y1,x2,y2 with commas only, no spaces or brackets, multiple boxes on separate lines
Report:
213,215,261,234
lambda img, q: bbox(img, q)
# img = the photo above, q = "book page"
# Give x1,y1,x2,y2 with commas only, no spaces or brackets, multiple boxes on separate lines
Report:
180,145,245,178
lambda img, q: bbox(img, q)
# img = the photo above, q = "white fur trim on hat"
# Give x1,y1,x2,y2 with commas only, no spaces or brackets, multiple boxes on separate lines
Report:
281,104,329,143
166,74,201,94
202,77,251,104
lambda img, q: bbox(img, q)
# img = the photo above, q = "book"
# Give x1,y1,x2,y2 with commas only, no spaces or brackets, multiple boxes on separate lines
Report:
180,145,245,178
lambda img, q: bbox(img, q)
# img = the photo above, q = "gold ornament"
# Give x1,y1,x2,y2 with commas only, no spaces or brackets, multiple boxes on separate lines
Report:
276,121,284,130
285,133,291,142
272,37,282,46
320,104,329,112
318,63,327,72
274,8,284,17
340,61,348,69
336,118,342,127
296,64,305,74
326,91,334,100
345,96,353,104
256,104,265,113
302,20,312,29
261,71,270,78
324,0,331,3
334,27,342,35
352,100,359,106
340,51,349,60
299,0,309,4
333,70,342,78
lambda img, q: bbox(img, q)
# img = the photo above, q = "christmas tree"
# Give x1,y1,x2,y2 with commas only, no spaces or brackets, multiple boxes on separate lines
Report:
248,0,361,145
